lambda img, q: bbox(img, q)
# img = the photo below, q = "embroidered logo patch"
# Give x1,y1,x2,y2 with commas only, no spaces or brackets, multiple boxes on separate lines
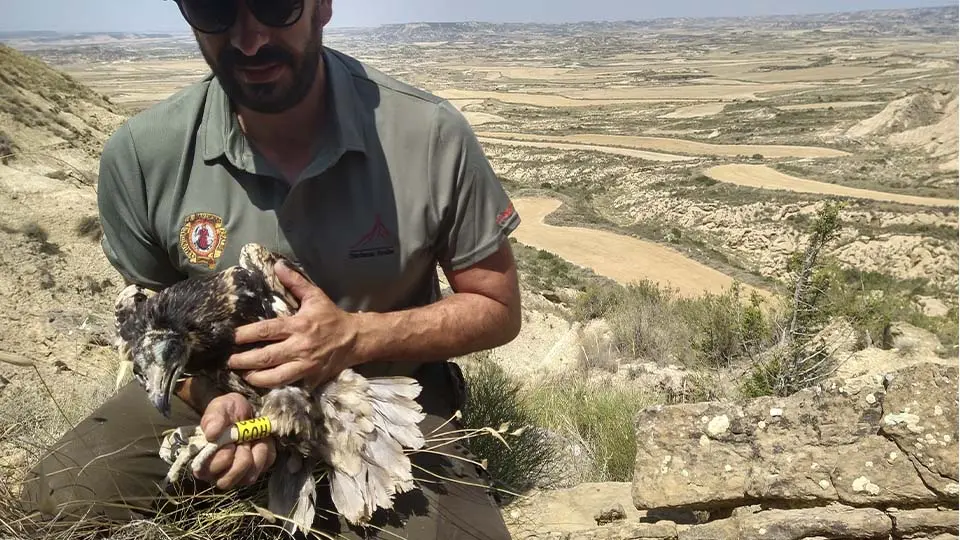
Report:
496,202,516,226
179,212,227,269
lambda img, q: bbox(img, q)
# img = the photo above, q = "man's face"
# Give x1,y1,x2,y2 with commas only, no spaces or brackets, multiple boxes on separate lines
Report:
191,0,332,114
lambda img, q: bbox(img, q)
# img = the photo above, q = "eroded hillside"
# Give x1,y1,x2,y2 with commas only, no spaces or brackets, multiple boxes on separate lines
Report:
0,45,124,482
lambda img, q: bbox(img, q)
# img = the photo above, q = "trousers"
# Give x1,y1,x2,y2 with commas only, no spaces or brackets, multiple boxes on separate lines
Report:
18,362,512,539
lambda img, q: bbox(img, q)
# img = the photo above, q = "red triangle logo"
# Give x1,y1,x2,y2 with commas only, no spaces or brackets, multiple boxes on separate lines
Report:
351,214,395,249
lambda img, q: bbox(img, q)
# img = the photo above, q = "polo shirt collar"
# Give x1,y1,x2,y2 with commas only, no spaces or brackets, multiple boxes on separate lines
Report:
200,46,367,174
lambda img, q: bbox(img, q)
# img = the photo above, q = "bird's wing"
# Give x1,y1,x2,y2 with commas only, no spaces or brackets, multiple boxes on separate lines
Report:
318,369,427,525
113,283,157,361
237,243,312,316
267,451,318,536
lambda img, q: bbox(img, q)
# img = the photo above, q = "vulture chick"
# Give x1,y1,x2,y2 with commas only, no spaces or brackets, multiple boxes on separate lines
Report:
114,243,426,531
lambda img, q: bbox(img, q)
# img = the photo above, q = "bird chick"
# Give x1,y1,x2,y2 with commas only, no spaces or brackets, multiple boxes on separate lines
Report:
115,243,429,532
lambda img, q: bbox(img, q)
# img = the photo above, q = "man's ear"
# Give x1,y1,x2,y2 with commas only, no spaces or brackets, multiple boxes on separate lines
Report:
317,0,333,27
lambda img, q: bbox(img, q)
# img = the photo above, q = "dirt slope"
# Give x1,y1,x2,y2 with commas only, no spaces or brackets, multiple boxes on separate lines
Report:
845,90,946,139
888,95,959,172
0,46,125,481
0,44,126,174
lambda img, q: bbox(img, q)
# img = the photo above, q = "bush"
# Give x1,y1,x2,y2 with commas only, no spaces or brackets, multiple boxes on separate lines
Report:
523,374,658,483
814,264,957,355
460,354,559,498
0,130,14,164
574,279,772,371
75,215,103,243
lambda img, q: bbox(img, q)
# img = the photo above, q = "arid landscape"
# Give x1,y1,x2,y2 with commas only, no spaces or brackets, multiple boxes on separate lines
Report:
0,4,957,539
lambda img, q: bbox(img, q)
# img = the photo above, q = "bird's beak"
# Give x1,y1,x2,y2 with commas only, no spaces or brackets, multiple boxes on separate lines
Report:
143,361,185,418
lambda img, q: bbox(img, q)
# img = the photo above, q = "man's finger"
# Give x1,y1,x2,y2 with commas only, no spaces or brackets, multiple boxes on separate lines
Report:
227,341,289,371
243,360,311,389
233,318,291,346
200,405,227,441
276,261,322,303
218,444,254,490
245,440,275,485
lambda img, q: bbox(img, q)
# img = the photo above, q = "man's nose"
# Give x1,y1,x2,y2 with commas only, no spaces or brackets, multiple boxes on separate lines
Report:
229,1,270,56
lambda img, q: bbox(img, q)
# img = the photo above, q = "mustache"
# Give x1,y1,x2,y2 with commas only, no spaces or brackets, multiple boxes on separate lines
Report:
220,45,295,68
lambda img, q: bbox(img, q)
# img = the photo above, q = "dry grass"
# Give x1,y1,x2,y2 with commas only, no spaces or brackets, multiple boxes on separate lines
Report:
520,372,659,484
0,354,532,540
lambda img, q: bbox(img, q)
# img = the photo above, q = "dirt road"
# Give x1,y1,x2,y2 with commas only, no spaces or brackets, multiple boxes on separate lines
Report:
477,136,693,162
477,131,850,159
704,164,959,208
511,197,765,298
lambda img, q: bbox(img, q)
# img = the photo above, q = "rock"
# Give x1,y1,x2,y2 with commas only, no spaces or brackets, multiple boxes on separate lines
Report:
632,363,958,512
879,363,959,499
915,296,951,318
833,345,955,384
677,518,739,540
890,508,960,538
738,506,891,540
503,483,642,536
811,316,861,357
593,503,626,525
885,322,946,356
513,520,680,540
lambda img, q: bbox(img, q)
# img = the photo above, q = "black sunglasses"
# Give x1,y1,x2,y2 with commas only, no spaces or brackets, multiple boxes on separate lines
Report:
173,0,304,34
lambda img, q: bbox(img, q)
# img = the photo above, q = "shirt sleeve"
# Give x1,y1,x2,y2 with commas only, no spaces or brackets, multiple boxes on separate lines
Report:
97,123,183,290
431,101,521,271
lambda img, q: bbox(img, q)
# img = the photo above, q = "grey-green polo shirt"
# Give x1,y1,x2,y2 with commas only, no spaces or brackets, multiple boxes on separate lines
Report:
96,47,521,377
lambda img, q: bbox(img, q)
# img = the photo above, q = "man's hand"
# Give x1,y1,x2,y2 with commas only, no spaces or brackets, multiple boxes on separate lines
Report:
226,262,360,389
194,393,277,490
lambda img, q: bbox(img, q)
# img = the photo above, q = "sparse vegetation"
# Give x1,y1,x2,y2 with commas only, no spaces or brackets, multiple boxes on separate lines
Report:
460,354,562,497
74,215,102,243
573,279,772,371
17,222,60,256
522,374,653,483
460,351,657,484
0,129,14,164
510,237,612,293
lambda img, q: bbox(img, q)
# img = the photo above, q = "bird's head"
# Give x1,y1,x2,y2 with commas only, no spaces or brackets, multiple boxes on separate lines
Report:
131,329,190,418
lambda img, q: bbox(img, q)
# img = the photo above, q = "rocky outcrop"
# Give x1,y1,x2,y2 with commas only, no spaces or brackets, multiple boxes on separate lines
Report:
513,504,958,539
506,362,958,540
632,363,957,511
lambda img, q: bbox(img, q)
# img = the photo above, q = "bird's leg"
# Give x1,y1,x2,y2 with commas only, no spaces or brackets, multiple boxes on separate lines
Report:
257,386,320,456
158,419,277,487
188,429,238,478
159,425,211,487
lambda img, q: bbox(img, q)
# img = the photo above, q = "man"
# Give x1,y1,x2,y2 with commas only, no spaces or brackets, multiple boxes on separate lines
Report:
19,0,522,537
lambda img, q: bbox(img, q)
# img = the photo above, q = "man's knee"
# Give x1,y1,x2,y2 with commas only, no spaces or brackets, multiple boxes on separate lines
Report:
18,382,200,522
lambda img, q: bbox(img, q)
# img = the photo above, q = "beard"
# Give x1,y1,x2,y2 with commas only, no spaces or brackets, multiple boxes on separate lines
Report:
200,28,322,115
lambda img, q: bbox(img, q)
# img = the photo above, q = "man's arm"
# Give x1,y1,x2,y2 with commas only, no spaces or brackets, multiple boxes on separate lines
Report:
351,238,521,365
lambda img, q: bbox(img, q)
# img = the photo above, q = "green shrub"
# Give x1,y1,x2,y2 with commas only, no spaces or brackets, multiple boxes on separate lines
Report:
523,374,657,482
460,354,559,498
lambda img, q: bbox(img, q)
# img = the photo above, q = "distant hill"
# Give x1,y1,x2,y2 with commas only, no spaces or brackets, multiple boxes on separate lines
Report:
328,5,958,43
0,44,126,161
